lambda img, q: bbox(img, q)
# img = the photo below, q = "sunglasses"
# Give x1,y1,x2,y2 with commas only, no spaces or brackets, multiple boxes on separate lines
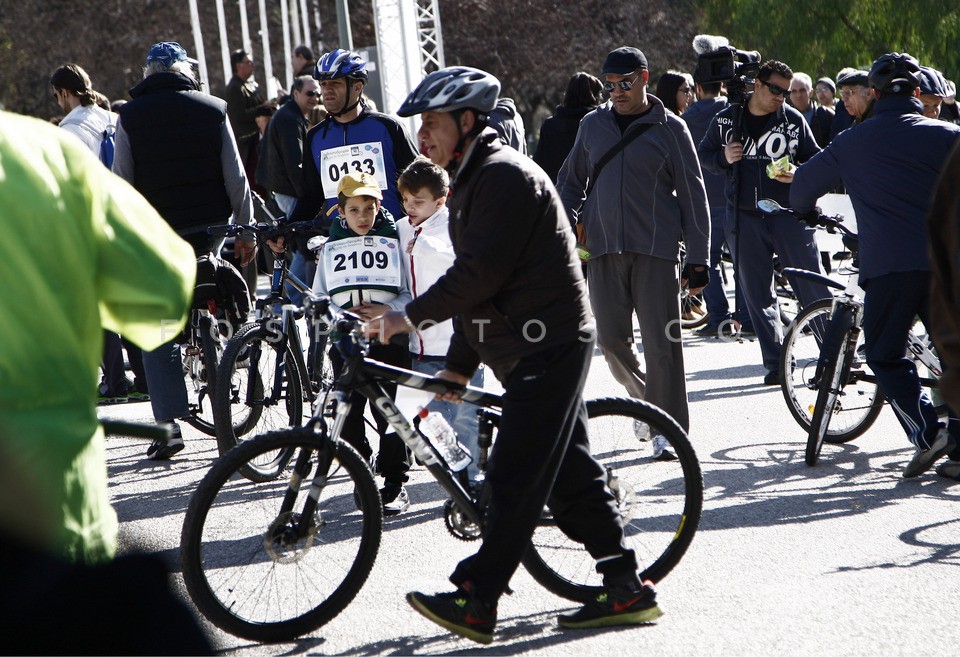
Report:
679,86,693,95
761,80,790,97
303,90,320,97
603,72,642,93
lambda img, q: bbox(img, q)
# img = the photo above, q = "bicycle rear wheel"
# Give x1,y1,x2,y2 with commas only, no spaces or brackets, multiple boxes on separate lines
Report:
781,300,883,444
806,308,856,465
180,428,382,643
214,322,304,481
522,397,702,602
182,315,222,436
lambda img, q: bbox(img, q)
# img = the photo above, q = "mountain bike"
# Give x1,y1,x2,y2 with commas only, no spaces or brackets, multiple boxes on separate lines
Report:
209,221,332,482
180,296,703,642
180,245,253,436
759,200,942,466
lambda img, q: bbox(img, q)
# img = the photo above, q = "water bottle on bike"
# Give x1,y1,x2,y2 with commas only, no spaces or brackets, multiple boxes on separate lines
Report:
417,407,472,472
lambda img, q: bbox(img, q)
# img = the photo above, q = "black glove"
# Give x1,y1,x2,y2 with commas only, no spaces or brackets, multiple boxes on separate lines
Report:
797,207,823,227
681,263,709,290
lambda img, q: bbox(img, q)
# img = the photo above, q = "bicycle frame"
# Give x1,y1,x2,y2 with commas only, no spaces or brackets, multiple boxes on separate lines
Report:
324,351,502,527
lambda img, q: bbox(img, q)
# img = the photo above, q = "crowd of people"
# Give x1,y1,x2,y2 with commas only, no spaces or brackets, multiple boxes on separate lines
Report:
8,34,960,648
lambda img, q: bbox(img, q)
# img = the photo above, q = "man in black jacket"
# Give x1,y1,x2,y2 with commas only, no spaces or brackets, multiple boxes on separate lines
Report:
368,66,662,645
256,75,318,215
113,42,255,460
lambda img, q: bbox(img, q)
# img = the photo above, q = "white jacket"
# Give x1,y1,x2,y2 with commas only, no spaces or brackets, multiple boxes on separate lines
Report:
59,104,114,155
397,207,456,357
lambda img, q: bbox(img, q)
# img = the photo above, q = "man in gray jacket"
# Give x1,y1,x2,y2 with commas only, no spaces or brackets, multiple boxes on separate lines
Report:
557,46,710,445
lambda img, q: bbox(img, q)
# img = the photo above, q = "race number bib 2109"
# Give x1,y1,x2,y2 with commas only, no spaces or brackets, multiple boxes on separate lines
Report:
319,142,388,198
322,236,402,290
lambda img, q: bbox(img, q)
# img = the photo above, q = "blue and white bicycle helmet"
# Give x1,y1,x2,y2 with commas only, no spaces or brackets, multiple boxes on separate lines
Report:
868,52,922,95
314,49,368,82
397,67,500,117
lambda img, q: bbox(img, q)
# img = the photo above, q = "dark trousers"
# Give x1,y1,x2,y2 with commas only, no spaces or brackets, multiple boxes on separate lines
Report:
101,331,146,395
450,337,638,605
329,341,411,484
863,270,959,453
725,209,833,372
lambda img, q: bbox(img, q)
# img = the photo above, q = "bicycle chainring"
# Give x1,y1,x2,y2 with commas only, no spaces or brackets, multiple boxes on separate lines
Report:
443,499,481,541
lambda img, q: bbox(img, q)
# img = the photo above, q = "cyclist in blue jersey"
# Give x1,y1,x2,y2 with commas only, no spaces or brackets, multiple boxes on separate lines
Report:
290,49,418,238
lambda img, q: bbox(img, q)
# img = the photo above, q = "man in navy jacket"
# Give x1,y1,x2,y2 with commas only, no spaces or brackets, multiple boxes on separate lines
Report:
791,52,960,478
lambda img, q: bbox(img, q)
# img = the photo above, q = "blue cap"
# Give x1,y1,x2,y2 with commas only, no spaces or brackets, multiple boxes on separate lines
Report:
146,42,189,68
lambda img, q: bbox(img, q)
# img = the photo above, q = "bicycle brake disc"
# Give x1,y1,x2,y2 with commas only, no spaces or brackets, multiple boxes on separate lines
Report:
263,511,321,563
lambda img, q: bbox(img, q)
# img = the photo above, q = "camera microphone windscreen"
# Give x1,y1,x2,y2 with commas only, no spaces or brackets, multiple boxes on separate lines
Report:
693,34,729,55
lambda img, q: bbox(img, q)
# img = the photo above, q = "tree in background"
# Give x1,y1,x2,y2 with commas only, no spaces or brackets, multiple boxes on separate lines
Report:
700,0,960,81
0,0,701,133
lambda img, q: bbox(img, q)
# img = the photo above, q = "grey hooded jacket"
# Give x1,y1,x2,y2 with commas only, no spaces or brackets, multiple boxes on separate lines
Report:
556,95,710,265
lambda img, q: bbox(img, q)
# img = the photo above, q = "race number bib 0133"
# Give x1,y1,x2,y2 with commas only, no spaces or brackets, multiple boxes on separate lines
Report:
323,236,402,290
319,142,389,198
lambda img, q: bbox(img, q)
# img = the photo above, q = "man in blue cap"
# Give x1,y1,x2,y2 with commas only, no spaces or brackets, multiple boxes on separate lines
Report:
113,42,256,460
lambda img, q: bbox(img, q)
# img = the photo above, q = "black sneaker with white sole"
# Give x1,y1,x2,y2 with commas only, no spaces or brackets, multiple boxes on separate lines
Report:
146,423,184,461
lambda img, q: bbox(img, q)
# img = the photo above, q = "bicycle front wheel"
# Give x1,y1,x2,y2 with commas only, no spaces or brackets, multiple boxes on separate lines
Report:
214,322,304,481
180,428,382,643
781,300,883,444
522,397,703,602
806,307,856,465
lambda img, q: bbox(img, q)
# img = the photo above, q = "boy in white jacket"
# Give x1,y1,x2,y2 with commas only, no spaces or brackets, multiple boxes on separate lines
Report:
396,157,484,481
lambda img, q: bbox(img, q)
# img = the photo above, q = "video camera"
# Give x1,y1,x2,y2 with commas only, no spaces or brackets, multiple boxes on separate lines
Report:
693,35,761,103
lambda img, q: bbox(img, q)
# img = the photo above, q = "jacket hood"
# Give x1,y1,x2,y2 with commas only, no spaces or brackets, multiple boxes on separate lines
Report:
59,104,114,143
494,97,518,117
129,71,200,99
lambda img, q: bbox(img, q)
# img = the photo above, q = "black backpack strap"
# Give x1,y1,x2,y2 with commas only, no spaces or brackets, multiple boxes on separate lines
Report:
583,122,655,200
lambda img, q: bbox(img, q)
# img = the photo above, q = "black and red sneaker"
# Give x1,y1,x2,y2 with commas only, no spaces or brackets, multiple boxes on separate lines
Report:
558,580,663,629
406,587,497,644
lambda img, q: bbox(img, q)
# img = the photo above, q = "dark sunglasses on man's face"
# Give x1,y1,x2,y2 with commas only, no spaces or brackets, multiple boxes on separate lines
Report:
761,80,790,97
303,90,319,97
603,72,642,93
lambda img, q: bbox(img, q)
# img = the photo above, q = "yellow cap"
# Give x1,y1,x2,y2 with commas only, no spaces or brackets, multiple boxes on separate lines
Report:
337,172,383,200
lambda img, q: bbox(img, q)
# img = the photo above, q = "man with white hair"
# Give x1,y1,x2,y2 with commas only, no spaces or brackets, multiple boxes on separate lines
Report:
790,71,834,147
113,42,256,460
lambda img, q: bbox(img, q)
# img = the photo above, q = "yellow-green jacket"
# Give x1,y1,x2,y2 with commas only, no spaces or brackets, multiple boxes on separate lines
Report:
0,110,195,563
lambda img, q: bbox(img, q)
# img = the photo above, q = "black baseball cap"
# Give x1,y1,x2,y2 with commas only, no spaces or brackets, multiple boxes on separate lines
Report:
601,47,648,76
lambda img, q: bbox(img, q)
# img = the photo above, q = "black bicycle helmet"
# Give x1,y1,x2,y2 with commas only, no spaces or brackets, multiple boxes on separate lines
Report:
314,49,368,82
397,66,500,117
868,52,922,95
919,66,948,98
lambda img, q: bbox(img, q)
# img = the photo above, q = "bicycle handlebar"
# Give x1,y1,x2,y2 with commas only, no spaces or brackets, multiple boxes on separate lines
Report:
206,220,321,243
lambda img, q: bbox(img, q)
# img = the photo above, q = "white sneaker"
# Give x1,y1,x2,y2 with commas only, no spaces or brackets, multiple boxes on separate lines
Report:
935,459,960,481
634,419,651,442
652,435,676,461
903,428,955,478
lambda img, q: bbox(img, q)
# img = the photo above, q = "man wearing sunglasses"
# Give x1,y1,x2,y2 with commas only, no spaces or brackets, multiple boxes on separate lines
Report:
257,75,319,218
557,46,710,446
699,60,830,386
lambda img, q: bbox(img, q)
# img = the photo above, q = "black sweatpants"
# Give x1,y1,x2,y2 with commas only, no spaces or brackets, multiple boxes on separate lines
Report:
329,340,411,485
450,337,638,604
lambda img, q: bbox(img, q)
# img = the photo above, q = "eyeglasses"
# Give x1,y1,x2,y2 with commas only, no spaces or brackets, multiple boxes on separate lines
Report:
679,86,693,95
303,90,319,97
603,72,642,93
761,80,790,97
840,87,864,100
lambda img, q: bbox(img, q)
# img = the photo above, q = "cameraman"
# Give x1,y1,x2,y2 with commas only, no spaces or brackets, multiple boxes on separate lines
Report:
699,59,831,385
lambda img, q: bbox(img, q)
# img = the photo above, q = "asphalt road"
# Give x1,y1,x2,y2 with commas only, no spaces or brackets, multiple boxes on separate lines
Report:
100,310,960,656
